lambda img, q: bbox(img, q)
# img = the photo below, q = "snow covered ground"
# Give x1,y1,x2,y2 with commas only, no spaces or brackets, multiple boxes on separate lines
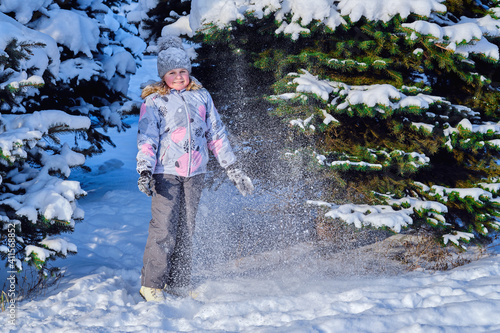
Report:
4,57,500,333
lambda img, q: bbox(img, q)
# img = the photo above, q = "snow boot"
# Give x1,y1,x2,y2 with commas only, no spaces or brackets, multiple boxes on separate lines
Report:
140,286,166,302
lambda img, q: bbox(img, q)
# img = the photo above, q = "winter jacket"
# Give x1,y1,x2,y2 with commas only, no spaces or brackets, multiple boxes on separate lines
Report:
136,87,236,177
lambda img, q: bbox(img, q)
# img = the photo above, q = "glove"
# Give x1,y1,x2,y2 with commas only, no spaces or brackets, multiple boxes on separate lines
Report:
226,166,254,196
138,171,155,197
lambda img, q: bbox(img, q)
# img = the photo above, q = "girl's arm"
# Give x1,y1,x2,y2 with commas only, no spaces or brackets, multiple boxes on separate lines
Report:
204,91,237,169
136,97,161,174
204,90,254,196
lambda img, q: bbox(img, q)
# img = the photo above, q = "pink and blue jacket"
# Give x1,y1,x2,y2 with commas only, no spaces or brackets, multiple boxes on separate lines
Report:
136,87,236,177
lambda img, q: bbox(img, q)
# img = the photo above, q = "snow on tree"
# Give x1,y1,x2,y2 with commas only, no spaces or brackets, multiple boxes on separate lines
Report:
127,0,190,43
0,0,146,273
143,0,500,247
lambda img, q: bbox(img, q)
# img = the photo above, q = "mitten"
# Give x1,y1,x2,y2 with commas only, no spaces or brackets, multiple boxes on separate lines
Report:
226,166,254,196
138,171,155,197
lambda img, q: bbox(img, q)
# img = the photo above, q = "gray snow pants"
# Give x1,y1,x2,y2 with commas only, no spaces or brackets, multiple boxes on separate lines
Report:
141,173,204,289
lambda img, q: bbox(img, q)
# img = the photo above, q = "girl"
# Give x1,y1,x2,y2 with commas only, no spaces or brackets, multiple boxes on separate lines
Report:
136,36,254,302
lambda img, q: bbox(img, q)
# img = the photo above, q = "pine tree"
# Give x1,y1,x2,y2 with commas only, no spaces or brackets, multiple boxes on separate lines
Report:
157,0,500,248
128,0,191,43
0,0,144,275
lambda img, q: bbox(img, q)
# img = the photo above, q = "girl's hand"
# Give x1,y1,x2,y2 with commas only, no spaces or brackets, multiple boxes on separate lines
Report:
138,171,156,197
226,166,254,196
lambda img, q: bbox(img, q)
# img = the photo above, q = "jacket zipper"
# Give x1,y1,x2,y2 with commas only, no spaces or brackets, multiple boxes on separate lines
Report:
179,91,192,177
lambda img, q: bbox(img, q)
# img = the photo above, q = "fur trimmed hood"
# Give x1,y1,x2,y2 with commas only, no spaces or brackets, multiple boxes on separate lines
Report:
141,77,203,99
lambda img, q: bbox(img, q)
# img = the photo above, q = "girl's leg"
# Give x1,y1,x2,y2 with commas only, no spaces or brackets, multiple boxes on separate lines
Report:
141,174,182,289
167,174,204,289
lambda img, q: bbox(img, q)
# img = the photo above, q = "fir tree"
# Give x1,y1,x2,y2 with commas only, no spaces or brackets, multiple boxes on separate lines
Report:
128,0,191,43
157,0,500,247
0,0,144,275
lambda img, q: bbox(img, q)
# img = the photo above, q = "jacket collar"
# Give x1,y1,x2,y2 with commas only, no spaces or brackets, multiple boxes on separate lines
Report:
171,88,187,94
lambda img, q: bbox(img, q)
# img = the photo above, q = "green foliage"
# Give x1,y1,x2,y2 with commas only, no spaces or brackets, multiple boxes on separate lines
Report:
187,1,500,246
0,39,45,107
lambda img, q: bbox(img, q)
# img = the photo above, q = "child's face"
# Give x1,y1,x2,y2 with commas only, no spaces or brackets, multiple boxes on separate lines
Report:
164,68,190,91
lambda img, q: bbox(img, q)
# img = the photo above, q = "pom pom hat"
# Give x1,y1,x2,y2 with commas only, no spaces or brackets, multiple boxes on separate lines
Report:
156,35,192,79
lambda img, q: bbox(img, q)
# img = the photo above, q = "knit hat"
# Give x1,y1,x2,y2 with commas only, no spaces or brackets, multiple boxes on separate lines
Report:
157,35,192,79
